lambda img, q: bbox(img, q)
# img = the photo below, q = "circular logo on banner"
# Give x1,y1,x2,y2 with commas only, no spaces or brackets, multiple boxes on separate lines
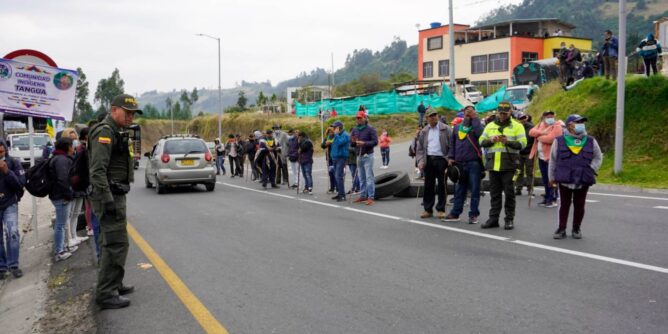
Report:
53,72,74,90
0,63,12,81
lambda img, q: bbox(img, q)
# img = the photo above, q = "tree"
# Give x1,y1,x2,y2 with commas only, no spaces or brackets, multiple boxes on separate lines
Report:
237,90,247,109
74,67,94,122
179,90,193,119
94,68,125,112
636,0,647,10
142,103,160,119
270,93,277,104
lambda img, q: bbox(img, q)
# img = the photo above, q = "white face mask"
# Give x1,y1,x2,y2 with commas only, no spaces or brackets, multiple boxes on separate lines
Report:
73,140,80,149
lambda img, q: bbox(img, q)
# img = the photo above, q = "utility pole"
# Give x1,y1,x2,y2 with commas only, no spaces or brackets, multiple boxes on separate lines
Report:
614,0,626,174
449,0,456,92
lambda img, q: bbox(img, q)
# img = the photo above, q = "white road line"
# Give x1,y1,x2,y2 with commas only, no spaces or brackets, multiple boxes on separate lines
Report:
221,182,668,275
512,240,668,274
653,206,668,210
585,200,599,203
534,187,668,201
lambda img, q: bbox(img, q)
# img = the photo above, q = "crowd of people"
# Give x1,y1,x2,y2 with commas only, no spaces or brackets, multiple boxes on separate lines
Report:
412,101,602,239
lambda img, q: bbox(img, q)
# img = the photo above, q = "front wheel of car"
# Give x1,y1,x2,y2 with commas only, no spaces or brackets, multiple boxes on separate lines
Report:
205,183,215,192
145,174,153,188
156,177,166,194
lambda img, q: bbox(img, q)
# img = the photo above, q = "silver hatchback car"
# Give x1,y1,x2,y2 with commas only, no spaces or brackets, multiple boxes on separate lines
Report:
144,135,216,194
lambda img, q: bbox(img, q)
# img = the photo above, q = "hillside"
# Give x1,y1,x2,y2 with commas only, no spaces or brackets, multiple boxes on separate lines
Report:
137,38,417,114
526,75,668,188
477,0,668,51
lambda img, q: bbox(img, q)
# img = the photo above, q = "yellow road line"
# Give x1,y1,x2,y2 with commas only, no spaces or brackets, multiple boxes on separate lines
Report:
127,223,229,334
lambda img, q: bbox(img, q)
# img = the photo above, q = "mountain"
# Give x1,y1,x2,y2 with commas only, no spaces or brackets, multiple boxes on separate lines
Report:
137,38,418,114
476,0,668,51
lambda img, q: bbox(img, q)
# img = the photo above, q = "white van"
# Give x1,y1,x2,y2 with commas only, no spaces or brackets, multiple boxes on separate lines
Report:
462,84,483,104
7,133,52,167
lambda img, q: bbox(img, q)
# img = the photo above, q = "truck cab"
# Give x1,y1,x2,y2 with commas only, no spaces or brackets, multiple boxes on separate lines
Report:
7,132,53,167
462,84,483,104
502,85,536,113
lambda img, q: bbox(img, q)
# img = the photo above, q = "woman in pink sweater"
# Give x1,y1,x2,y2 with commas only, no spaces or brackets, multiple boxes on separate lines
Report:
529,111,564,207
379,129,392,169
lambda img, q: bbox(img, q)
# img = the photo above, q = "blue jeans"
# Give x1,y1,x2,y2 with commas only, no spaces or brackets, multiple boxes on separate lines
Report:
449,161,482,218
0,204,20,271
51,199,70,255
357,154,375,199
327,158,336,191
300,162,313,190
539,159,556,203
418,112,425,126
216,156,226,174
348,164,360,191
381,147,390,166
334,158,347,197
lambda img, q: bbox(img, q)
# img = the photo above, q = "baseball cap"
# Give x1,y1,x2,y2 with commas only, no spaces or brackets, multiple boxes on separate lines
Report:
497,101,512,112
565,114,588,124
265,129,274,134
426,109,438,116
456,111,464,118
542,110,555,116
111,94,142,114
356,111,367,119
516,112,528,120
332,121,344,128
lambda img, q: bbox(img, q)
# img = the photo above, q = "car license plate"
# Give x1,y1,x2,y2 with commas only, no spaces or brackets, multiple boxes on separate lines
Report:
180,159,195,166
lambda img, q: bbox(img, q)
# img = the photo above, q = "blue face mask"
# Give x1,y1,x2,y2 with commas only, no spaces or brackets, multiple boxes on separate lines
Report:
545,118,555,126
574,123,586,134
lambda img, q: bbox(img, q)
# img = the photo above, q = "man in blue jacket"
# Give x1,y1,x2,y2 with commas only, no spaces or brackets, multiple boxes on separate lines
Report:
602,30,619,80
330,121,350,202
0,139,26,279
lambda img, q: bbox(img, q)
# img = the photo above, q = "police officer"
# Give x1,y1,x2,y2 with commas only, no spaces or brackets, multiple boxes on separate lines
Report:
89,94,141,309
479,101,527,230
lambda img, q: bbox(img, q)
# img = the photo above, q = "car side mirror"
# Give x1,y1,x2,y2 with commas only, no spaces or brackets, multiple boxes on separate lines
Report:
144,152,151,158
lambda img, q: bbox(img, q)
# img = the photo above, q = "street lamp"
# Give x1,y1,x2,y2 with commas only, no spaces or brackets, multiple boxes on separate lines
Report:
196,33,223,140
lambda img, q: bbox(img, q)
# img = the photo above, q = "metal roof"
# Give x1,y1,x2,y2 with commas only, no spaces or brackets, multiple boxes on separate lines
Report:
469,18,576,31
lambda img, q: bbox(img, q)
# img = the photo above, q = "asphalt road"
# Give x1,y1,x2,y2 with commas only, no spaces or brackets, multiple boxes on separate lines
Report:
98,139,668,334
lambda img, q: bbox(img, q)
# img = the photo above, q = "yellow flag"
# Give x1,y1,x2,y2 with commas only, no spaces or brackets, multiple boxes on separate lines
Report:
46,119,55,139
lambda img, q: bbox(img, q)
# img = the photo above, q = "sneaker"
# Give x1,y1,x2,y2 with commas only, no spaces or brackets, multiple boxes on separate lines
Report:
10,268,23,278
442,214,460,222
307,188,313,195
354,198,368,203
336,197,346,202
553,229,567,239
68,239,80,248
365,199,375,206
331,195,341,200
67,245,79,253
538,200,548,207
77,236,89,242
87,228,94,236
55,251,72,262
326,189,336,194
545,201,558,208
436,211,446,219
420,211,433,219
468,216,479,224
572,229,582,239
290,184,298,189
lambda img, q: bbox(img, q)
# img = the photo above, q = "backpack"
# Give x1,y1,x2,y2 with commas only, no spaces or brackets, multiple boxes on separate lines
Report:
25,158,53,197
69,148,90,192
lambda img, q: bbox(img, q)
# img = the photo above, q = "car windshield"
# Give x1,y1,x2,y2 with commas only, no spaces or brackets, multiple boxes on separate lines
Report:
465,86,477,93
10,136,50,150
503,89,529,102
164,139,207,155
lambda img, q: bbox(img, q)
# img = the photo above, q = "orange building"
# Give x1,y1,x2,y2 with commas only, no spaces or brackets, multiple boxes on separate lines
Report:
418,18,592,95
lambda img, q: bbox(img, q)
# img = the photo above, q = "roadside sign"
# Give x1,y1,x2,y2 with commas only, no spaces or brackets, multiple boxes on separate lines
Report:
0,57,77,121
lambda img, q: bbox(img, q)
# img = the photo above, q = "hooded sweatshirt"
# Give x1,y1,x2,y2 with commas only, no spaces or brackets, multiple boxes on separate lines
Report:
638,34,662,59
0,140,25,209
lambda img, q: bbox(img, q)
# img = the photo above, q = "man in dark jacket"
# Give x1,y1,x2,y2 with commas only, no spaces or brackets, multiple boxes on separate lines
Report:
602,30,619,80
243,134,258,181
0,139,26,279
50,137,75,262
321,127,336,194
515,112,535,195
443,106,483,224
416,110,451,219
298,132,314,194
558,42,570,84
351,111,379,205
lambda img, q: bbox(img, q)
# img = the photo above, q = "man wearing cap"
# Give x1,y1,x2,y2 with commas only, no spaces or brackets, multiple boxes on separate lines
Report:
89,94,141,309
529,111,564,208
416,109,451,219
330,121,351,201
444,106,483,224
256,130,280,190
273,124,290,185
515,112,535,196
479,101,527,230
351,111,378,205
549,114,602,239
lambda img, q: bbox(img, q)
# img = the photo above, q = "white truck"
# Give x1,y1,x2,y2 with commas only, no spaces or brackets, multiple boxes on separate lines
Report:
7,133,52,167
462,84,483,104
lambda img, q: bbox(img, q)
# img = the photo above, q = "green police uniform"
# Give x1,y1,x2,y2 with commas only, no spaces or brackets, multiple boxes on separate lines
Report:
89,95,140,303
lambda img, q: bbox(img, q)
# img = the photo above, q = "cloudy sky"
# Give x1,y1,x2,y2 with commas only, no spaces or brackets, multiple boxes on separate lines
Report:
2,0,521,96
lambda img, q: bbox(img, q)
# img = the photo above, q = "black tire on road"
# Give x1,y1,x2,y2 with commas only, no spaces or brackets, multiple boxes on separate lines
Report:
155,176,166,194
145,174,153,188
205,183,215,192
374,171,410,199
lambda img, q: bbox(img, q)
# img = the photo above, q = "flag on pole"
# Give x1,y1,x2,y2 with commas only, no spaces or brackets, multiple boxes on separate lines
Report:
46,119,55,138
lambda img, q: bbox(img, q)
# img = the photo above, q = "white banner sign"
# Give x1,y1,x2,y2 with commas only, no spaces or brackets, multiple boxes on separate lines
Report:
0,58,77,121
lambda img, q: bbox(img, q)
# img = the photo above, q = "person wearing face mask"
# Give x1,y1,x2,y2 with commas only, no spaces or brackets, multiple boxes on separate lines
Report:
65,128,89,251
529,111,564,208
0,139,26,280
479,101,527,230
549,115,602,239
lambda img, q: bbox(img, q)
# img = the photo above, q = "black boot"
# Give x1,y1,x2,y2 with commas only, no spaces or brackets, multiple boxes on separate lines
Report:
481,219,499,229
118,284,135,295
504,220,514,230
98,295,130,310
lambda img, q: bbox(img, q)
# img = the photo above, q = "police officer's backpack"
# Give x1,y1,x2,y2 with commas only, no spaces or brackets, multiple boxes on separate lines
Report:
25,158,53,197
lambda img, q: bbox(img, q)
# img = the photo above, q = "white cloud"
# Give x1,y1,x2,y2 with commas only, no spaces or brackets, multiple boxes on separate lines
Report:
1,0,522,95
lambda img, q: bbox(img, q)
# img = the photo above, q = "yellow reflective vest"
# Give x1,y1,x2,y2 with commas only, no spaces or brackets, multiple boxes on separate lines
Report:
479,119,527,172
